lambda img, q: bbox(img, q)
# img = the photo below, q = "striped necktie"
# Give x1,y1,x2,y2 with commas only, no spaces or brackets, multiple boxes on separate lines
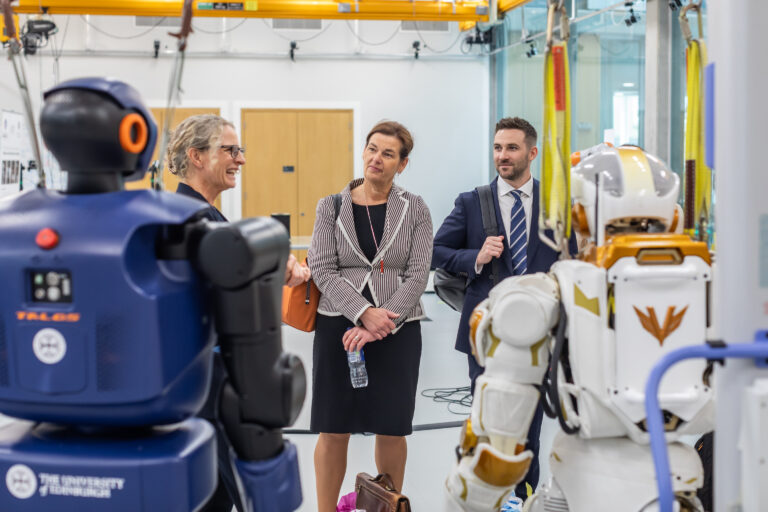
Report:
508,189,527,275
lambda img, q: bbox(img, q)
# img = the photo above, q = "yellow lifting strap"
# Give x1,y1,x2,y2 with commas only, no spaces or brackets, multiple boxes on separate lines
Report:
680,1,711,245
540,0,571,256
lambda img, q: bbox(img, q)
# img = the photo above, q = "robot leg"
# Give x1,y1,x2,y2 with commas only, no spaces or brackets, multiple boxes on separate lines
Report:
446,274,560,511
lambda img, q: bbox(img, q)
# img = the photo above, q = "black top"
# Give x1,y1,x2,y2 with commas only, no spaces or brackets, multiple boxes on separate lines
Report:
352,203,386,262
176,182,228,222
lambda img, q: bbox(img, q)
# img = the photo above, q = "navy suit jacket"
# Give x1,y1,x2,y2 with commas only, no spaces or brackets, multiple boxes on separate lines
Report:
432,177,577,354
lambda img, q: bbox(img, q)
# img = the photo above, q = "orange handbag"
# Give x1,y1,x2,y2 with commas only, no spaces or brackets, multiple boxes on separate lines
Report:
282,263,320,332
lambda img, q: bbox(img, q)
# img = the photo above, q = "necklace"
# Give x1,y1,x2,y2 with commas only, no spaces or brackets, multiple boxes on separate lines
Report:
363,182,385,274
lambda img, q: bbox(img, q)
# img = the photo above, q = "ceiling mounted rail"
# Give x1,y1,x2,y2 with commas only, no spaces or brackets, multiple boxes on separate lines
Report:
12,0,490,22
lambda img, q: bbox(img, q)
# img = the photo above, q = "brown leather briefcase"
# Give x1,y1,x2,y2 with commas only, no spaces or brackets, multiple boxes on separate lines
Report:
355,472,412,512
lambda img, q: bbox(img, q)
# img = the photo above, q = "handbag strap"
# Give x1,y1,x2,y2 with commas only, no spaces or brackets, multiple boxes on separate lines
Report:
476,184,500,286
308,193,342,271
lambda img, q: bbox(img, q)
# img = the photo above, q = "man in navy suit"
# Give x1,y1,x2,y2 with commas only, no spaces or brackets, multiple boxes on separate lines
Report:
433,117,576,497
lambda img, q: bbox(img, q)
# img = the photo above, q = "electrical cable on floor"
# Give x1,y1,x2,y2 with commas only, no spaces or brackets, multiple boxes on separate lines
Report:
420,386,472,415
283,387,471,435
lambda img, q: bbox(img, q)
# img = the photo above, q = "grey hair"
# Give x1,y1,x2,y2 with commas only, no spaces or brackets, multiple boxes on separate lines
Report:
165,114,234,178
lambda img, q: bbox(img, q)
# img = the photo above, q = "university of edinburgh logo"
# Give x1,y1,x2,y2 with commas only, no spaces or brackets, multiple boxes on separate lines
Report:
633,305,689,346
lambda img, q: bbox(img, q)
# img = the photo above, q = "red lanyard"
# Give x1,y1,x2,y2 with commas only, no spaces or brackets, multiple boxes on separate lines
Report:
363,183,384,274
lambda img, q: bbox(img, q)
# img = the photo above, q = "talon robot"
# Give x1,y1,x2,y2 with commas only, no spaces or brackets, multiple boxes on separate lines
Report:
445,145,714,511
0,78,305,511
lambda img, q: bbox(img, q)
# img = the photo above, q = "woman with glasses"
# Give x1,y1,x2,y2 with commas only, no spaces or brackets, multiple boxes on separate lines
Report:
165,114,310,512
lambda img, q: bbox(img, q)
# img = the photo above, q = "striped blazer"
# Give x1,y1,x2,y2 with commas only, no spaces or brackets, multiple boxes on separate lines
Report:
308,178,433,329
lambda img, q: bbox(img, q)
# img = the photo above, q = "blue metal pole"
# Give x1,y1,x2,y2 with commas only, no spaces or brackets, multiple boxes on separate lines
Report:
644,342,768,512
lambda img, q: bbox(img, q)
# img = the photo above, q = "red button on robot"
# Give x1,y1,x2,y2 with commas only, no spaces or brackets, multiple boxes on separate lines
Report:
36,228,59,250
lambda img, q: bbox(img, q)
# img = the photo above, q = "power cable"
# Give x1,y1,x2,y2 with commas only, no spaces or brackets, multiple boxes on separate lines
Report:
344,20,400,46
191,18,247,34
420,386,472,415
260,18,333,43
79,14,169,39
415,25,463,54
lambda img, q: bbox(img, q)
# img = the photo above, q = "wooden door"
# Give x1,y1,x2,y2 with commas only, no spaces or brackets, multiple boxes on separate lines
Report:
241,111,299,233
127,107,221,209
241,109,353,259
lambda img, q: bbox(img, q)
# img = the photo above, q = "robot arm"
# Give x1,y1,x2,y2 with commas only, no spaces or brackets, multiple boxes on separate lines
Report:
184,217,306,512
446,273,560,511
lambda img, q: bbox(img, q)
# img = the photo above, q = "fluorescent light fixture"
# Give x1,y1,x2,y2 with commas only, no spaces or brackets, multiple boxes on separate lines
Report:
623,82,635,88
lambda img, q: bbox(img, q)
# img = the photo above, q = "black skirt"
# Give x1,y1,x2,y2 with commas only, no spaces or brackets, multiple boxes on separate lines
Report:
310,313,422,436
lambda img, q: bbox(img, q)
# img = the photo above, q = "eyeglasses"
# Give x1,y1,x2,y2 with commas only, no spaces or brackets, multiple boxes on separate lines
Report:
220,145,246,159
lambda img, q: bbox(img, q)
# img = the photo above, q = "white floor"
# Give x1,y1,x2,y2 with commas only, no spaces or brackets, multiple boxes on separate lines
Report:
283,292,560,511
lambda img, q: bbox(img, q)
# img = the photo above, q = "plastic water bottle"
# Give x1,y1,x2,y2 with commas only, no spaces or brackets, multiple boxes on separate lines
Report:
347,349,368,388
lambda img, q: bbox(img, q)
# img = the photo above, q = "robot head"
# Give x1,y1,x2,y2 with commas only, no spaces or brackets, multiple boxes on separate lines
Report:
571,145,679,245
40,77,157,192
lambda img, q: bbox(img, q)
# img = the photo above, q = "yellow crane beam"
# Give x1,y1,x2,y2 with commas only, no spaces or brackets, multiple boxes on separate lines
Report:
13,0,490,22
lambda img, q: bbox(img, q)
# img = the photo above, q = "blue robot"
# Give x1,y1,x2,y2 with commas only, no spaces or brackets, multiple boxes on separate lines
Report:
0,78,306,511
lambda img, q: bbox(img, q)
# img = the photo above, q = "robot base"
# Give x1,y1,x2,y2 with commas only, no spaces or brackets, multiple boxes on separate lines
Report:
525,433,703,512
0,418,216,511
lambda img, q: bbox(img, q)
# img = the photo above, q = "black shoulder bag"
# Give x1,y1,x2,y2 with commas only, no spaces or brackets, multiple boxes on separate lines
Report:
434,185,500,312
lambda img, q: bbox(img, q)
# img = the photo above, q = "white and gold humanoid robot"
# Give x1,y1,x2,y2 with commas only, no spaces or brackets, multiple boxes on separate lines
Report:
445,145,714,512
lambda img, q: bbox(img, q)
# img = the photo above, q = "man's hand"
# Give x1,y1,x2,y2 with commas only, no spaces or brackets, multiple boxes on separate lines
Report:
284,254,312,287
342,326,377,352
360,307,400,340
476,235,505,266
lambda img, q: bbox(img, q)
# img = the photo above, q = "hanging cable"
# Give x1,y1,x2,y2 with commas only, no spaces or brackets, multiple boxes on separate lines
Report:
153,0,193,191
539,0,572,257
192,18,247,34
415,25,464,54
78,14,168,39
679,0,711,246
344,20,400,46
260,18,333,43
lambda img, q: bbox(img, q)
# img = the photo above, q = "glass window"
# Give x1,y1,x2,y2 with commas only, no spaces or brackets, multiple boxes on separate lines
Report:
495,1,646,179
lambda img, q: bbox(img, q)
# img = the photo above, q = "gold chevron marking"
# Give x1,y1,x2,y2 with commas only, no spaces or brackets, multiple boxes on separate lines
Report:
459,475,468,500
633,305,689,346
486,327,502,358
530,336,547,366
574,284,600,316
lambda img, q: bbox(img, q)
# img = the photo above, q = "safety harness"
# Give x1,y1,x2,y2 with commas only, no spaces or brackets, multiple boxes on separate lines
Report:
539,0,572,257
680,0,711,246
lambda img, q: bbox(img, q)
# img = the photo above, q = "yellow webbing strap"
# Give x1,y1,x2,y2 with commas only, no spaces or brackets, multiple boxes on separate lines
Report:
540,1,571,256
680,1,711,245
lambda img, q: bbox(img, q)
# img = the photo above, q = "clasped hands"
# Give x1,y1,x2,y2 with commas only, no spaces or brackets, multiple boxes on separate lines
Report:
342,307,400,352
284,253,312,287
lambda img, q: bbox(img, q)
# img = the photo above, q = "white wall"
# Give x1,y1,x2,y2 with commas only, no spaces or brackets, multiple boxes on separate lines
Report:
0,14,490,228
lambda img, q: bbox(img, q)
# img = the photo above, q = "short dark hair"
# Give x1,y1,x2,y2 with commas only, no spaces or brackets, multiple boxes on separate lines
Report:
366,121,414,160
495,117,537,148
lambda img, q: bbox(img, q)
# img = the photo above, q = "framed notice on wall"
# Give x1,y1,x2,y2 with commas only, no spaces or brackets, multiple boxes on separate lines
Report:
0,110,24,199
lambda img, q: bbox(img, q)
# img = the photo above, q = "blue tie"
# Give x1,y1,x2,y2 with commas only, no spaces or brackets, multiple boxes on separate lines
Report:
508,190,527,275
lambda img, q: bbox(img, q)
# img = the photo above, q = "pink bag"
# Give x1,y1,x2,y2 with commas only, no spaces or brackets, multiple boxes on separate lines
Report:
337,492,358,512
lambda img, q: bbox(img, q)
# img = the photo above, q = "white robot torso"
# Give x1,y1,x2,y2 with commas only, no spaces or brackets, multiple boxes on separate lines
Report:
551,234,714,444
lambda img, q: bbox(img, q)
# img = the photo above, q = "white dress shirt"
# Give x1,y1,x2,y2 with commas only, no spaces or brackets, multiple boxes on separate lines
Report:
475,176,533,274
496,175,534,242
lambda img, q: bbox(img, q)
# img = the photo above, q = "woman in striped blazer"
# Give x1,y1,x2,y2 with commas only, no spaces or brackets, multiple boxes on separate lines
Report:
308,121,433,511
